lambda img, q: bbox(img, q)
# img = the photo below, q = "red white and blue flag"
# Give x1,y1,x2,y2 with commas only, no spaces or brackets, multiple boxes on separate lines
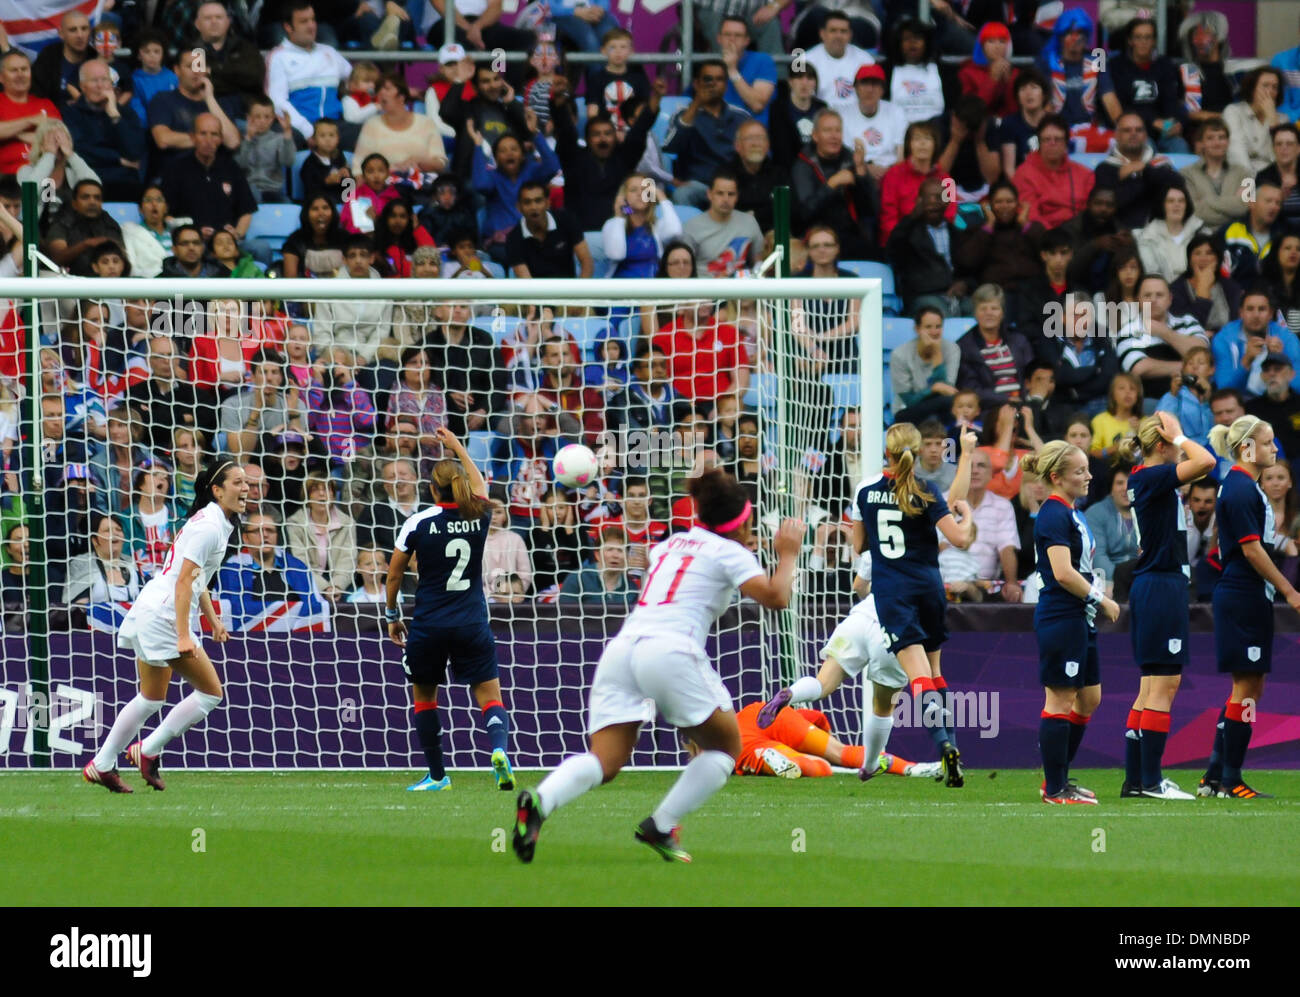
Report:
2,0,102,53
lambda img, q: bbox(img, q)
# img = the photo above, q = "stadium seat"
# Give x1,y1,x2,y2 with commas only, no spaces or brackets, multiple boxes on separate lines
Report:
821,373,860,410
1164,153,1198,171
104,202,140,226
1069,152,1106,170
944,317,976,341
472,314,523,345
839,259,902,315
574,97,586,121
883,316,914,353
584,230,611,277
651,96,688,147
480,258,506,279
561,316,612,359
743,370,779,416
246,204,300,252
674,204,702,225
412,100,426,114
465,430,496,470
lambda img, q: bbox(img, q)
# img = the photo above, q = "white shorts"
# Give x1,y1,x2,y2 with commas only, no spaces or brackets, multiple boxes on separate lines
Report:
588,632,733,733
118,605,187,668
821,610,908,690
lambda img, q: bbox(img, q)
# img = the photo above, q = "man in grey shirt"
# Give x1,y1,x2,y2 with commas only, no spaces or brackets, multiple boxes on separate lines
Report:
219,348,306,457
683,169,763,277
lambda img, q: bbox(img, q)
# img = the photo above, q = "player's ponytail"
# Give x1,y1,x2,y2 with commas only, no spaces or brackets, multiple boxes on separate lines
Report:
186,455,240,523
1022,440,1083,487
1209,415,1266,462
885,423,932,517
432,458,487,520
689,468,752,535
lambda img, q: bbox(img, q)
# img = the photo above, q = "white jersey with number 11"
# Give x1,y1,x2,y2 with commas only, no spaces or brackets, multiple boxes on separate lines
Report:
618,527,765,648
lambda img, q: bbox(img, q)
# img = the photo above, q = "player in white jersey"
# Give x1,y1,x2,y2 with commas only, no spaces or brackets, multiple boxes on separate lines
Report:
83,459,248,792
513,469,803,863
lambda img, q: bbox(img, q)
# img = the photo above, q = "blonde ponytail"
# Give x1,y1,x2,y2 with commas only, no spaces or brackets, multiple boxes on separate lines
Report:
432,458,487,520
886,423,932,517
1022,440,1083,485
1209,415,1266,462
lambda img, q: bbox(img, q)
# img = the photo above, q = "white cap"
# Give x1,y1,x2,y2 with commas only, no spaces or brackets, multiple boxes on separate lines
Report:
438,43,467,64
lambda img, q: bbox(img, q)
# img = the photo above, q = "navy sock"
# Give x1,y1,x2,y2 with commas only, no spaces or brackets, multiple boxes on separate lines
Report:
1204,705,1227,782
1124,709,1142,786
413,703,445,779
921,689,949,751
1221,708,1252,787
480,700,509,754
934,678,957,749
1140,710,1170,789
1040,713,1071,796
1066,711,1089,765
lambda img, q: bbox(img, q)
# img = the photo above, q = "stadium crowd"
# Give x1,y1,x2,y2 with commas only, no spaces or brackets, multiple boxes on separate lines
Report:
5,1,1300,617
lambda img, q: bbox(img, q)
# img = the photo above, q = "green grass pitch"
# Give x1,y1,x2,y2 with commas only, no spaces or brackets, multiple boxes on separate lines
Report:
4,769,1299,906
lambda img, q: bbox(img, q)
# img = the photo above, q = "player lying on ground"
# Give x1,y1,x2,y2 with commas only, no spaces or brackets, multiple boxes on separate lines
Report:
759,425,977,786
85,458,248,792
513,469,804,864
387,427,515,792
707,701,940,779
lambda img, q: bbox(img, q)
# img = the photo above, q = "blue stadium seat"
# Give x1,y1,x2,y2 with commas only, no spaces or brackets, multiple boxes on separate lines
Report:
839,259,902,315
472,314,523,345
674,204,702,225
246,203,300,252
883,316,914,353
480,258,505,279
574,97,586,121
412,100,426,114
1164,153,1198,171
465,430,496,471
561,316,612,359
651,96,689,147
821,373,860,410
104,202,140,226
743,370,779,416
944,317,976,341
584,230,611,277
1069,152,1106,170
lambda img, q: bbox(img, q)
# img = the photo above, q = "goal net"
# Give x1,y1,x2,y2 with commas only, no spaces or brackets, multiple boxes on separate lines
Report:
0,275,881,770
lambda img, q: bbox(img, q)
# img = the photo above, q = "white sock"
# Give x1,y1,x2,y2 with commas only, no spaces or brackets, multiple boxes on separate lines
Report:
864,712,894,765
536,752,603,818
92,695,165,771
652,750,732,834
788,676,824,704
140,691,222,757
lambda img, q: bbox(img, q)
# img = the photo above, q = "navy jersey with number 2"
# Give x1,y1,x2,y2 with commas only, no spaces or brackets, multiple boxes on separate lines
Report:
851,472,951,653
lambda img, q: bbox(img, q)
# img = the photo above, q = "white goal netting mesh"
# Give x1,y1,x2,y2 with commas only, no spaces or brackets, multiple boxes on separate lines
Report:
0,279,877,769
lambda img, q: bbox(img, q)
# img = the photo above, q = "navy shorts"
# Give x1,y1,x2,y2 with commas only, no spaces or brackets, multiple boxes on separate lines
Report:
1129,572,1190,675
876,581,948,654
1213,583,1273,675
402,622,500,688
1036,613,1100,689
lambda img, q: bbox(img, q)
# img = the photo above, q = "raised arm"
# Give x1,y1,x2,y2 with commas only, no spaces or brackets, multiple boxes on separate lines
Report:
437,425,487,495
738,518,803,609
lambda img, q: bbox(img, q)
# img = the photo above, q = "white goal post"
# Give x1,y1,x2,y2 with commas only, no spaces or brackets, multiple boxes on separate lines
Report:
0,275,882,770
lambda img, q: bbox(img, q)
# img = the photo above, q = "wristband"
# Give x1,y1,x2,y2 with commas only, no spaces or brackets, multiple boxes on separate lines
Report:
1085,575,1106,608
385,607,401,622
1173,435,1187,447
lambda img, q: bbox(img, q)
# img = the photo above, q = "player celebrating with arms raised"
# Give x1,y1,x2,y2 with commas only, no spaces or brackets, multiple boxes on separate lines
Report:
1199,416,1300,798
1025,441,1121,805
1119,414,1215,800
513,469,803,864
386,427,515,792
84,458,248,792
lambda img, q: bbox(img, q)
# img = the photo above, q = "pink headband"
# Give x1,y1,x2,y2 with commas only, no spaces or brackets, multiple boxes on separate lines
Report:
709,500,752,535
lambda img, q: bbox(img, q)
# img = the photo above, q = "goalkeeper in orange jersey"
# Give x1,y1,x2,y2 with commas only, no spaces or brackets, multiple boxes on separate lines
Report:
703,700,940,779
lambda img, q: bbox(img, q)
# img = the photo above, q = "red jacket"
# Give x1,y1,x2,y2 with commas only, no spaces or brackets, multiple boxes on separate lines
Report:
878,160,957,246
957,60,1019,118
1013,150,1096,229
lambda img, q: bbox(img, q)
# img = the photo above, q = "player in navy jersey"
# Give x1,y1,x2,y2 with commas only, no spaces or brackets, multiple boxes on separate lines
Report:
1199,416,1300,798
1025,441,1121,805
386,427,515,793
1118,414,1216,800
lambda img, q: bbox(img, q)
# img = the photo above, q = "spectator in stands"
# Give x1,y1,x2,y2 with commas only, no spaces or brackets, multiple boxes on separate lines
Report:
1264,233,1300,337
1099,17,1188,154
1017,228,1074,355
996,70,1048,177
683,169,763,277
89,405,155,516
190,2,265,102
353,75,449,185
601,173,683,280
552,93,654,235
665,59,752,209
1249,353,1300,461
916,417,958,494
1153,344,1215,447
935,94,1001,205
1258,124,1300,233
1036,10,1096,130
836,64,905,185
878,120,955,247
147,52,242,178
804,10,875,116
954,179,1044,308
41,179,123,277
1178,10,1234,122
1225,67,1290,176
1168,233,1238,334
713,16,777,127
31,11,93,109
593,477,666,585
265,2,352,144
426,302,500,435
0,50,61,178
492,396,567,532
312,235,393,383
46,463,102,578
440,63,529,179
1116,273,1209,402
886,17,945,127
17,119,97,222
1060,186,1130,295
60,59,145,202
1179,116,1251,230
579,30,648,133
372,199,434,279
299,119,350,204
160,113,255,248
470,110,561,264
285,472,356,602
727,120,787,235
339,0,416,49
791,108,878,259
1090,371,1142,457
769,65,825,172
418,174,478,248
958,22,1017,119
605,345,689,434
117,184,171,277
123,459,180,580
1022,359,1072,441
1013,114,1095,229
220,511,320,605
209,228,261,277
558,524,636,604
305,347,377,467
1217,182,1283,286
62,511,142,605
220,348,307,458
482,500,531,602
384,346,447,457
506,181,594,279
1136,179,1207,282
281,194,347,278
728,410,771,513
356,456,425,551
1273,15,1300,121
791,224,862,376
0,523,30,613
1041,297,1116,417
956,283,1033,408
1083,465,1138,598
887,176,970,317
160,222,223,278
432,0,535,89
534,336,605,445
1213,289,1300,399
963,447,1023,600
1094,113,1179,231
127,30,176,125
652,296,749,408
126,335,202,452
891,305,961,425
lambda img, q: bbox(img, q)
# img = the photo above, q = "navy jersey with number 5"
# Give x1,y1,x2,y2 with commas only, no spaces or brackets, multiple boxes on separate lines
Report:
1034,495,1097,623
850,472,950,588
1216,466,1274,598
1127,463,1188,577
395,503,493,632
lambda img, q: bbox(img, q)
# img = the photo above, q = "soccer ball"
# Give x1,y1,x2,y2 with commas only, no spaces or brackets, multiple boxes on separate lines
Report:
553,444,599,488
